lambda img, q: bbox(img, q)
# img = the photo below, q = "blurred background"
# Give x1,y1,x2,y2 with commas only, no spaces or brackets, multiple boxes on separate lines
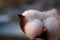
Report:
0,0,60,40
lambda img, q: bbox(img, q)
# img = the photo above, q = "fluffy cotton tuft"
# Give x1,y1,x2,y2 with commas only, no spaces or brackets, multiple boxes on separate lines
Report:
24,19,43,39
43,17,60,40
22,10,45,21
45,9,58,18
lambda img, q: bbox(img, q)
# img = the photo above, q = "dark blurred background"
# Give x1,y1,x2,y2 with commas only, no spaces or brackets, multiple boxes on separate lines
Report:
0,0,60,40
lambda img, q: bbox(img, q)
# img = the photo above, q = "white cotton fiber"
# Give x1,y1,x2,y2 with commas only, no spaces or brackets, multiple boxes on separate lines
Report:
43,17,60,40
24,19,43,39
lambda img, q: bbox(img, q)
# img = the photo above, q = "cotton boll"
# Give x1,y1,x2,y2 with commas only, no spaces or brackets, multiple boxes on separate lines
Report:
43,17,60,40
18,9,60,40
24,19,43,40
